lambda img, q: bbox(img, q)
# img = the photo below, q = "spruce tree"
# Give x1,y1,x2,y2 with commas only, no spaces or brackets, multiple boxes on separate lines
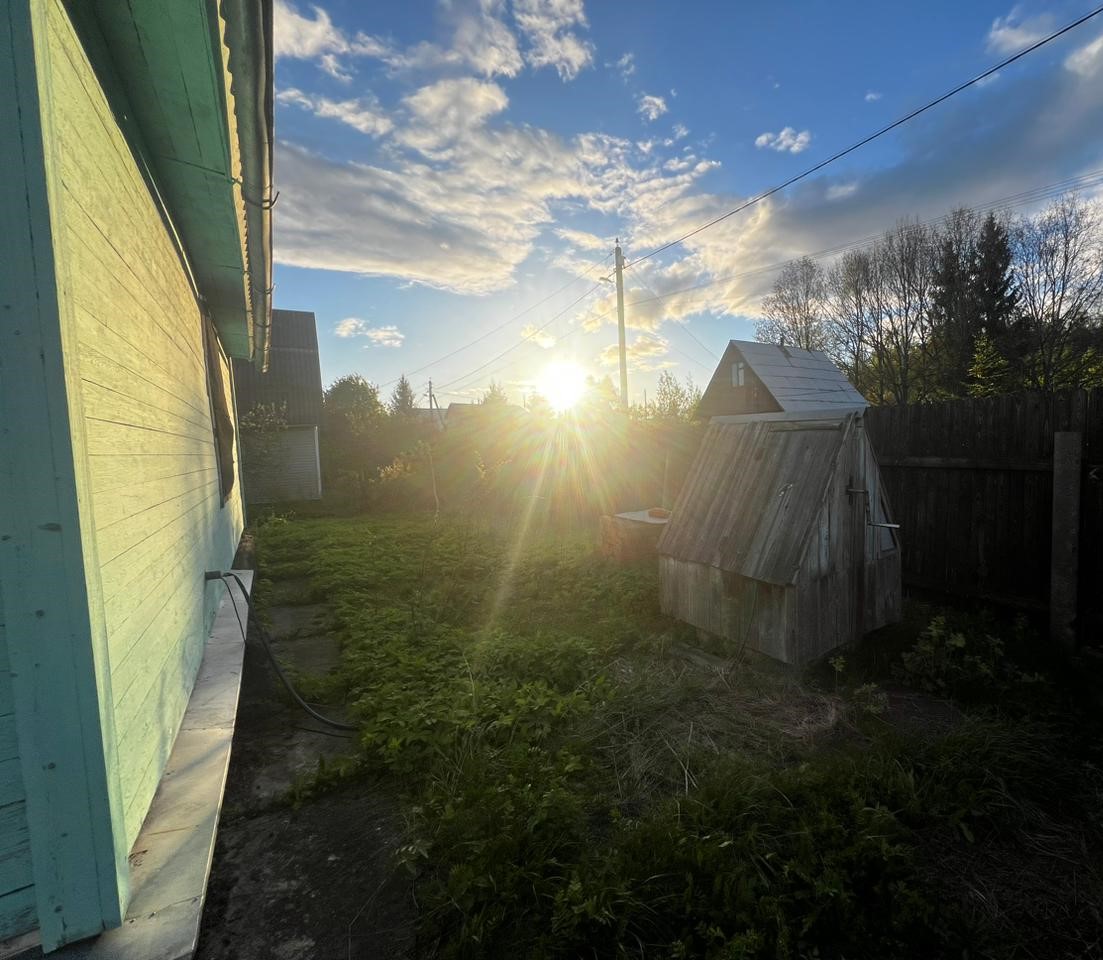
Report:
388,374,417,418
973,213,1019,337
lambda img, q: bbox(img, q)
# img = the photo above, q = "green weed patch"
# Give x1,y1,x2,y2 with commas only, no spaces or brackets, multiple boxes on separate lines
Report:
253,514,1101,959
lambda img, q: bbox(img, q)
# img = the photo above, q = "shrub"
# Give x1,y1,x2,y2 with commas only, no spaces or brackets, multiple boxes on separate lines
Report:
895,613,1050,702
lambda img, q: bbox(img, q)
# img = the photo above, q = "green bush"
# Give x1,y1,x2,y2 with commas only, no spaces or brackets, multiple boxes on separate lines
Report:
895,613,1050,702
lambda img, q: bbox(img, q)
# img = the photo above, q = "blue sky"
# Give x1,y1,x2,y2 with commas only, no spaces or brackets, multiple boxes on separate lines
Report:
271,0,1103,406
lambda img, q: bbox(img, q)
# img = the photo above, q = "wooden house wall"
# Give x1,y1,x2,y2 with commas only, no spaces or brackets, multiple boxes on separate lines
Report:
40,0,244,849
0,586,35,937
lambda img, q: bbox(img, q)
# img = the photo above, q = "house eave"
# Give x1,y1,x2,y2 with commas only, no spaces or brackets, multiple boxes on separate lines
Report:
86,0,273,365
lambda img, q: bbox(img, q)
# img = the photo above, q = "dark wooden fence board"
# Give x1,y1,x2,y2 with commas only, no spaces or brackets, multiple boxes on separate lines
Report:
865,388,1102,636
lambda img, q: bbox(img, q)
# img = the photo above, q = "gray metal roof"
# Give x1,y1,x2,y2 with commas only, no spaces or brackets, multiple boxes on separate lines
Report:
657,415,855,585
731,341,867,412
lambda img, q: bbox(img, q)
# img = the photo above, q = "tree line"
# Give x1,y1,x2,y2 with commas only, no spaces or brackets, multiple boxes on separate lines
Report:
756,194,1103,402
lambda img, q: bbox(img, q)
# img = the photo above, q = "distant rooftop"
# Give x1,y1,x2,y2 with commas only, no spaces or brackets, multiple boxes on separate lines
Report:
698,340,866,419
233,310,323,425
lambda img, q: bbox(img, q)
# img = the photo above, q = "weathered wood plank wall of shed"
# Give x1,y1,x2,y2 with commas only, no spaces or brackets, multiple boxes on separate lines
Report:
40,0,244,848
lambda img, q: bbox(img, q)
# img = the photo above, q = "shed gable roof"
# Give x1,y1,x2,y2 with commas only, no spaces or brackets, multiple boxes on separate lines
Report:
700,340,866,416
657,415,854,585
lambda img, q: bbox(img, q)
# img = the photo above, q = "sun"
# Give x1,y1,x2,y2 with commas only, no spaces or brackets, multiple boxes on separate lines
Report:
535,360,588,414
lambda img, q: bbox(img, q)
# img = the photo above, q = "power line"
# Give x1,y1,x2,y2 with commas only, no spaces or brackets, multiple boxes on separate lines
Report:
587,167,1103,327
421,148,1103,398
378,252,611,389
433,279,607,392
624,5,1103,270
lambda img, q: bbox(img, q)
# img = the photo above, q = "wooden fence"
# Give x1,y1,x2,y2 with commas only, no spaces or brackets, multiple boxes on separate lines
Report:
864,389,1102,638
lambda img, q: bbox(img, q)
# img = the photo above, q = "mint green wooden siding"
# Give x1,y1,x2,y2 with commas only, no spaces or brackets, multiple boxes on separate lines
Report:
0,588,35,937
37,0,245,850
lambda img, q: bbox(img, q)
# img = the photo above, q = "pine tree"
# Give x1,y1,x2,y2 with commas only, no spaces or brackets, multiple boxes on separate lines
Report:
973,212,1019,337
388,374,417,418
967,333,1011,398
930,209,979,397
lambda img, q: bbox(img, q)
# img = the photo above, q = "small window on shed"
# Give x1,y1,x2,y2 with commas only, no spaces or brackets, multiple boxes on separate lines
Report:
872,491,897,552
204,317,236,503
731,361,746,387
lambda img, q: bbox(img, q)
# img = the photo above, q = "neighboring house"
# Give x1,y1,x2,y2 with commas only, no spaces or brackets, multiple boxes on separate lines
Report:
0,0,271,951
233,310,324,502
658,341,901,665
696,339,867,419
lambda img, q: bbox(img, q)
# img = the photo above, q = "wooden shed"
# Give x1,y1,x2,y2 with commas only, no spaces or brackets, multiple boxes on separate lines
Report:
233,310,325,502
658,342,901,665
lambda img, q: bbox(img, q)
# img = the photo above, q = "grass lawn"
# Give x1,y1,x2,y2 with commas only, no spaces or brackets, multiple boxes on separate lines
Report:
249,511,1103,960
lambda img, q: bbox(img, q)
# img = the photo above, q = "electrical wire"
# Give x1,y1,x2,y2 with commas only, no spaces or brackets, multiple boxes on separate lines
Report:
585,167,1103,328
623,4,1103,270
417,157,1103,399
378,253,612,390
218,573,358,733
433,279,607,392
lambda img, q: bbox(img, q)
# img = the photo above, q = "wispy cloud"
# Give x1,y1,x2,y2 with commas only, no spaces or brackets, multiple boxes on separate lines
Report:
986,9,1053,54
599,333,673,371
610,51,635,80
864,90,882,102
364,325,405,348
637,94,668,122
521,323,557,347
1065,31,1103,77
274,0,389,77
755,127,812,153
513,0,595,80
276,88,393,136
555,227,609,251
825,181,858,201
335,318,404,347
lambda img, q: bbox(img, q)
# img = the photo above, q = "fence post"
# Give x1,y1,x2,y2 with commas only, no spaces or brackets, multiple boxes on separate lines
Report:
1050,431,1081,654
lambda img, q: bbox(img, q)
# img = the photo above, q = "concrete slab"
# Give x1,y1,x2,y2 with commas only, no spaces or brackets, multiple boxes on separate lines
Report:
26,571,253,960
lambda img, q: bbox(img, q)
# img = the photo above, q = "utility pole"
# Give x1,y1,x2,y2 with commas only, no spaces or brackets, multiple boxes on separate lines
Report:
615,239,628,409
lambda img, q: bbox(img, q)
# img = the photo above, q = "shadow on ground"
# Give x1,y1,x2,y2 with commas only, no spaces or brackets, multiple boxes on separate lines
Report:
196,596,415,960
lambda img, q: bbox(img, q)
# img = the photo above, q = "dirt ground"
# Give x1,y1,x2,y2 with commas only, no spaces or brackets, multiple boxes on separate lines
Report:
195,603,416,960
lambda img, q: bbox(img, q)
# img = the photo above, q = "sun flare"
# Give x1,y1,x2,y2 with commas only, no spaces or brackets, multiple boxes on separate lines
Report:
535,361,588,414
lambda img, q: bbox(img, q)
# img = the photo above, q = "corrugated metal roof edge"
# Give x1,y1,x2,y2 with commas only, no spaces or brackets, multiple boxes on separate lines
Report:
709,407,865,424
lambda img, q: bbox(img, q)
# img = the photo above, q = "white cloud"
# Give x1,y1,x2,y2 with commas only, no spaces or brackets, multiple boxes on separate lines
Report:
864,90,882,102
363,325,405,348
1066,32,1103,77
755,127,812,153
334,318,404,347
513,0,595,80
276,87,393,136
334,317,366,337
521,323,557,347
672,123,689,140
611,52,635,80
637,94,668,122
397,78,510,155
986,9,1052,54
450,3,524,78
274,94,719,298
555,227,609,251
599,333,672,371
274,0,391,77
825,181,858,201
